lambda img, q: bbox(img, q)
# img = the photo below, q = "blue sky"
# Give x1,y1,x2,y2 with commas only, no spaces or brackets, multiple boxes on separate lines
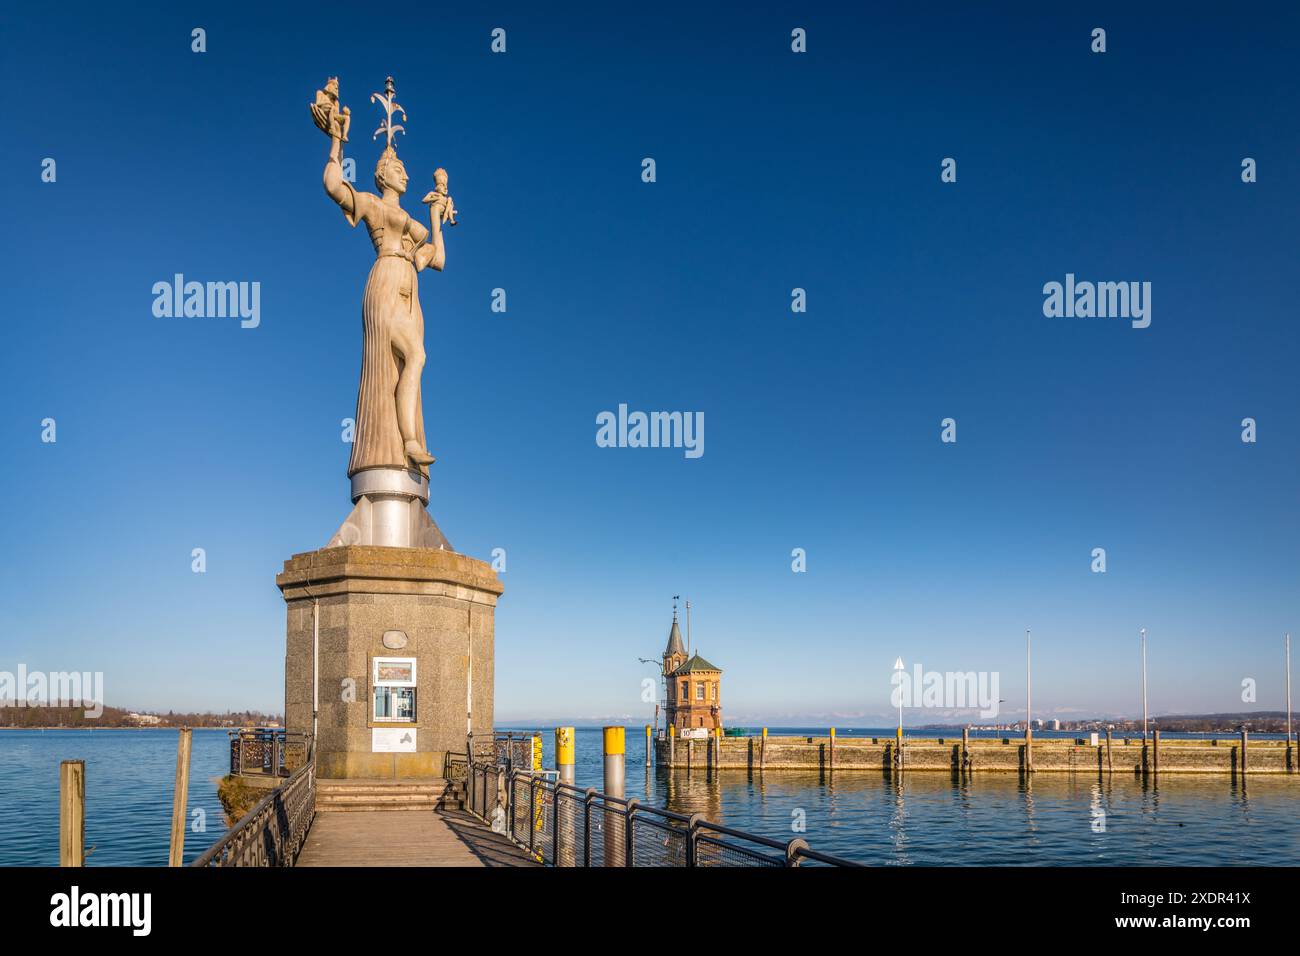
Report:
2,3,1298,725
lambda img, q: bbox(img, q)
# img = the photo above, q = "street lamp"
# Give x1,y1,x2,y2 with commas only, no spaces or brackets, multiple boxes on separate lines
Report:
638,656,663,736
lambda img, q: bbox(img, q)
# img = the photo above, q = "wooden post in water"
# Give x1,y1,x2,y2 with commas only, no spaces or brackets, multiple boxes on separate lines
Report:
1025,726,1033,774
1240,728,1248,776
169,728,192,866
760,727,767,772
668,723,675,767
961,727,969,773
1152,728,1160,778
645,724,652,768
828,727,835,774
59,760,85,867
1105,727,1113,774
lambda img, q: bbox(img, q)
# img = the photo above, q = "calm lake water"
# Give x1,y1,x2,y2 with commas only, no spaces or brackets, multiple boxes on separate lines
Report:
2,726,1297,866
518,726,1300,866
0,728,231,866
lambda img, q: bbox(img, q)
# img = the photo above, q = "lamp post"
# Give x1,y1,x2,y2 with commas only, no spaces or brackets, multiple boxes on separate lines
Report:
638,656,663,737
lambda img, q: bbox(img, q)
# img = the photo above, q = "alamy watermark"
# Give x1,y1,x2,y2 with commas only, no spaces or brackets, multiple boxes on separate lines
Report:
596,404,704,459
1042,273,1150,329
50,886,150,936
152,274,261,329
1,665,104,718
890,662,1000,719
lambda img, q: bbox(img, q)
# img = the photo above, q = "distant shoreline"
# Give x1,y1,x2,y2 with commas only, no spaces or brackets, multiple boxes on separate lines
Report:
0,725,255,731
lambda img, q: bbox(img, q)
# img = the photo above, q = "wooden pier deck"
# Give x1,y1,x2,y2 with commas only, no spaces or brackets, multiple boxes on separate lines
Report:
296,808,540,867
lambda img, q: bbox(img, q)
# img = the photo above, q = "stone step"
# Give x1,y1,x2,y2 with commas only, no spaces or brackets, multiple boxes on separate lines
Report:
316,800,461,810
314,779,465,812
317,804,463,813
317,783,451,795
319,790,447,796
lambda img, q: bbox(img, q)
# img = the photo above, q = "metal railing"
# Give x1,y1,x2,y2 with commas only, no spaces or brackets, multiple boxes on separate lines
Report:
466,761,860,867
228,728,312,777
192,758,316,867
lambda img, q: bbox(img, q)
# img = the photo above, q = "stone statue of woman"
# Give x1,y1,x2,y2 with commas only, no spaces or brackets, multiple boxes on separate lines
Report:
311,76,454,478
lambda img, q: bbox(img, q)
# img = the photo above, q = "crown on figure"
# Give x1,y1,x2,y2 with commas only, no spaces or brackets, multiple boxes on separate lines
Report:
371,76,406,150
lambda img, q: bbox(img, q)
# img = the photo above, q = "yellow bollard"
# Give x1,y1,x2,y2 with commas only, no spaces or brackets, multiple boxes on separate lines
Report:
555,726,575,784
603,727,627,866
554,727,576,866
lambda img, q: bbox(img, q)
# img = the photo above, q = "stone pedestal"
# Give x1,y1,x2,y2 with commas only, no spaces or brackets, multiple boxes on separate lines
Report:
277,545,502,779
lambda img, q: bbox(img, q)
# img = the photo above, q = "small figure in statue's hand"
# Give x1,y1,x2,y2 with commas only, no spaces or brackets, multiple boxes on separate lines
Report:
310,77,351,142
422,167,457,226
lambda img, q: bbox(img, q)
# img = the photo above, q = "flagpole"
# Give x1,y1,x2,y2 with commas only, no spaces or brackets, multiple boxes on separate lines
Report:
1286,633,1292,744
1026,628,1032,732
1140,628,1148,742
686,600,692,657
894,657,904,736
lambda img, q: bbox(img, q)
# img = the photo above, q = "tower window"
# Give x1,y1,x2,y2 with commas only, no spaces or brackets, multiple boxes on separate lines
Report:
372,657,417,722
696,682,705,701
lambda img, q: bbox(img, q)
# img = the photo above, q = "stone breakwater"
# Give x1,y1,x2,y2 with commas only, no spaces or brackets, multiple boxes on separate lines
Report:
655,733,1298,776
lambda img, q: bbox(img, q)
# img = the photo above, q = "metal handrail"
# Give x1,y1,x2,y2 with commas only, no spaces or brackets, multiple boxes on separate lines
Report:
466,760,861,868
228,728,312,777
191,758,316,867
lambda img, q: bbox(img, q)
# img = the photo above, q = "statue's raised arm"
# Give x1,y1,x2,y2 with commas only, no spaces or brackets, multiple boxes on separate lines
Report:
311,78,364,219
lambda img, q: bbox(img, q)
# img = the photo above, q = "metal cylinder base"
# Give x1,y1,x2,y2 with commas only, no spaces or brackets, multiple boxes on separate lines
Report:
327,468,451,551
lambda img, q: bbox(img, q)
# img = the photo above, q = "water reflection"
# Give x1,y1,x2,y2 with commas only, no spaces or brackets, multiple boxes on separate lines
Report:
641,764,1300,865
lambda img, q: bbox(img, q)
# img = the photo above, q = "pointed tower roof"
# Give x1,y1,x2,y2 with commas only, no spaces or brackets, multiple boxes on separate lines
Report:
664,607,686,658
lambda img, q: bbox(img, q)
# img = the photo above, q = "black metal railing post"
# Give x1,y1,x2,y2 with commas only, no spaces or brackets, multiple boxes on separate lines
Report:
583,788,596,867
505,769,515,841
625,798,639,867
553,783,563,866
528,775,536,856
686,813,703,867
785,838,809,867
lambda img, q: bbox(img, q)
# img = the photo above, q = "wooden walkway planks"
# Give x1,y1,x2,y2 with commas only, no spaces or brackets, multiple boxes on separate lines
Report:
296,808,540,867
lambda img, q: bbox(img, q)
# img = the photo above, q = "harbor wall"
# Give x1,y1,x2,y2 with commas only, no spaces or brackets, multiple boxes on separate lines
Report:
655,734,1297,775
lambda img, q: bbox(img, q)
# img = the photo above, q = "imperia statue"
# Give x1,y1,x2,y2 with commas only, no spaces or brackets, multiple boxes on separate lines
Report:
310,76,457,478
